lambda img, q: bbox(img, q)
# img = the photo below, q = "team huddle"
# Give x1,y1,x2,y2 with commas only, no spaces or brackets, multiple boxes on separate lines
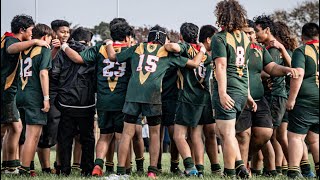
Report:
1,0,319,179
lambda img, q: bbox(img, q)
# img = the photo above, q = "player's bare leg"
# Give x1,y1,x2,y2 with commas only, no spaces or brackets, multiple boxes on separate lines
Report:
261,140,277,176
5,121,22,174
105,136,115,173
287,131,306,178
192,125,205,176
133,125,144,174
306,131,319,177
167,125,182,174
204,123,221,175
72,135,82,170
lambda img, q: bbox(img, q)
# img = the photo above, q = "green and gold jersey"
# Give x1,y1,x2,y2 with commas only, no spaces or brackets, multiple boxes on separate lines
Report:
211,30,250,96
116,43,189,104
80,43,130,111
285,50,293,95
248,43,273,100
16,46,52,108
161,66,179,102
265,47,287,98
1,34,20,95
291,41,319,108
177,42,212,105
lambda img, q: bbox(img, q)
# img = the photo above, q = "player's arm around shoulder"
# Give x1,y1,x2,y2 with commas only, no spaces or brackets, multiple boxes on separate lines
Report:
60,42,85,64
164,42,182,53
7,39,50,54
185,43,206,69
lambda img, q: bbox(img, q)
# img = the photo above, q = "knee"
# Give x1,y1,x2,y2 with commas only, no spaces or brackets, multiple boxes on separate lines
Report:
237,131,251,144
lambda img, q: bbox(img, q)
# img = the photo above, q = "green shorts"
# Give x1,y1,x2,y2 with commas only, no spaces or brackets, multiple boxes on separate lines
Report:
175,102,214,127
288,105,319,134
97,110,124,134
282,111,289,123
1,92,20,124
161,100,177,127
123,102,162,117
266,95,287,127
18,107,47,125
213,93,247,120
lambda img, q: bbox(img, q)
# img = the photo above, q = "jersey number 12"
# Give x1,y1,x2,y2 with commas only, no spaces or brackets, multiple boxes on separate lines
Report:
20,57,32,77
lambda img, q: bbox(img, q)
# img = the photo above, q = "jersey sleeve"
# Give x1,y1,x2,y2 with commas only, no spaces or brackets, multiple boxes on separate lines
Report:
116,45,137,63
169,53,188,67
268,48,281,64
262,47,273,67
5,37,20,56
291,48,305,70
39,48,52,70
178,42,188,55
80,45,100,65
211,35,227,60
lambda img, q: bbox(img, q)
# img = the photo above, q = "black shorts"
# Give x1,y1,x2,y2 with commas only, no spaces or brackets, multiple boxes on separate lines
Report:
123,102,162,117
236,97,273,133
266,95,287,127
288,105,319,135
161,100,177,127
38,99,61,148
175,102,214,127
98,110,124,134
213,93,247,120
1,92,20,124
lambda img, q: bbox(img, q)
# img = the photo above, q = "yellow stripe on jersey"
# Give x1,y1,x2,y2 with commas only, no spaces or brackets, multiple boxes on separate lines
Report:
1,39,5,49
108,77,118,92
305,44,319,87
156,46,168,58
139,71,150,85
30,46,42,59
5,59,19,90
135,43,144,55
226,32,236,52
99,45,108,59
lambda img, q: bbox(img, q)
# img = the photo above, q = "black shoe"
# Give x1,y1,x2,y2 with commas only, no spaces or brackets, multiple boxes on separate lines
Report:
236,165,249,179
170,167,184,176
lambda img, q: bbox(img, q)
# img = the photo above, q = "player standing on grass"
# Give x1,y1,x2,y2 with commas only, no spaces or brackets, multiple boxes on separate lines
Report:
105,24,205,179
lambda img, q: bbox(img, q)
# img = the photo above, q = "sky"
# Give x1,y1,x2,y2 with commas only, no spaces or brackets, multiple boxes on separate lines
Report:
1,0,303,34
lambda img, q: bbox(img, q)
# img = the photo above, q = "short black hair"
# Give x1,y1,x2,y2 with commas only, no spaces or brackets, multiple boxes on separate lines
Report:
51,20,70,32
180,22,199,44
147,25,167,45
32,24,54,39
110,18,127,28
110,22,133,41
246,19,255,29
11,14,35,34
253,15,275,34
302,23,319,40
70,27,93,43
199,25,218,43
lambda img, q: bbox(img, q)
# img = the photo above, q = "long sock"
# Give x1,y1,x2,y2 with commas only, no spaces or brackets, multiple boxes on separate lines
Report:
170,159,179,172
157,163,162,171
94,159,104,169
105,161,114,172
2,161,8,170
276,166,282,174
288,166,300,178
282,165,288,175
211,163,221,173
148,166,158,174
117,166,126,175
42,168,51,173
251,168,262,175
72,163,81,170
18,166,30,175
135,157,144,172
196,164,204,173
224,168,236,177
30,161,35,171
235,160,245,171
183,157,194,169
6,160,16,168
315,162,319,177
300,160,311,175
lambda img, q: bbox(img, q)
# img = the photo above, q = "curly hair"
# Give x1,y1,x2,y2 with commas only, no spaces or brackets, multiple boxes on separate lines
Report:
253,15,275,35
214,0,247,32
11,14,35,34
273,21,298,51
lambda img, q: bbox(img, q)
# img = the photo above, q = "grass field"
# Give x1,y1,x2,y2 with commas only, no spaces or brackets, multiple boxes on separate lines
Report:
1,151,316,180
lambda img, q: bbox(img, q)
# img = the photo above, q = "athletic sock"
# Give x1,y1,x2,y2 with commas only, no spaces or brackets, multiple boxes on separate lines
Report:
148,166,158,174
282,165,288,175
105,161,114,172
170,159,179,172
288,166,301,178
135,157,144,172
18,166,30,175
72,163,81,170
276,166,282,174
300,160,311,175
117,166,126,175
30,161,35,170
94,159,104,169
224,168,236,177
183,157,194,169
42,168,52,173
235,160,245,171
2,161,8,170
196,164,204,173
211,163,221,173
156,163,162,171
315,162,319,177
251,168,262,175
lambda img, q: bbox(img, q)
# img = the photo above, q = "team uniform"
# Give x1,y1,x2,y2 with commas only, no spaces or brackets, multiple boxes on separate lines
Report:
236,43,273,132
281,50,293,124
80,43,130,134
1,33,21,124
288,40,319,134
264,47,287,127
211,31,250,120
116,43,189,125
161,66,179,126
175,43,214,127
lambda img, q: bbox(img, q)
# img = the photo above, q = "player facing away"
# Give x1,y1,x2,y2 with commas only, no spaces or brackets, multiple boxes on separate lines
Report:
16,23,53,175
211,0,257,178
104,25,205,179
286,23,319,179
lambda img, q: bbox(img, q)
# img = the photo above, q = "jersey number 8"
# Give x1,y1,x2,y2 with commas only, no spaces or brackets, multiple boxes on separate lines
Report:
235,46,245,66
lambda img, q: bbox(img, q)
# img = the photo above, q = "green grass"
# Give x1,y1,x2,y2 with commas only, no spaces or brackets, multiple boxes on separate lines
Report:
1,151,316,179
